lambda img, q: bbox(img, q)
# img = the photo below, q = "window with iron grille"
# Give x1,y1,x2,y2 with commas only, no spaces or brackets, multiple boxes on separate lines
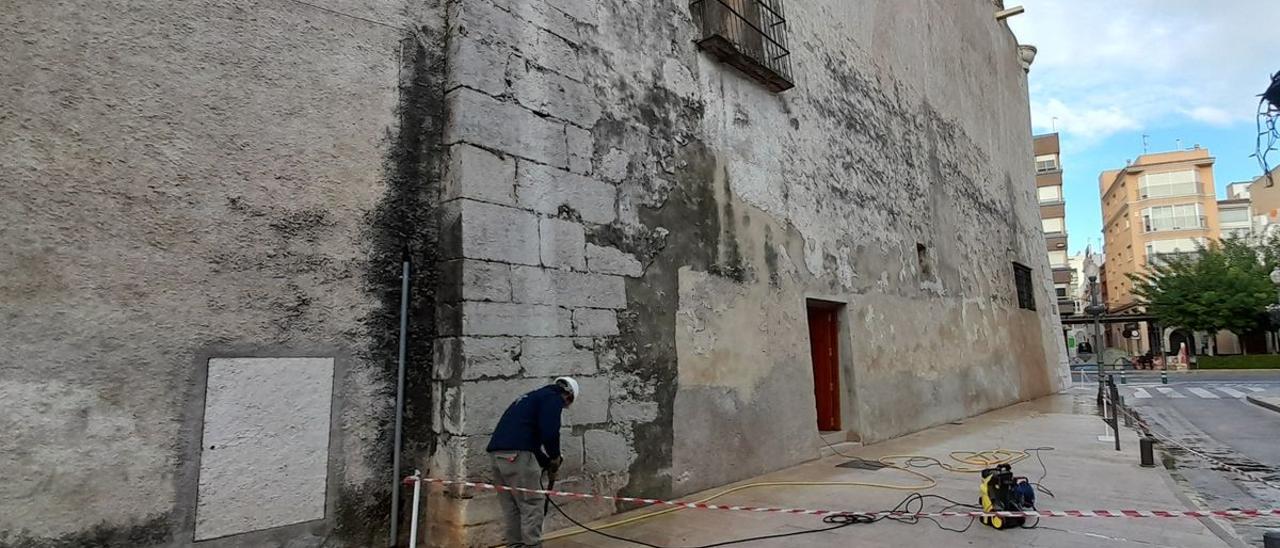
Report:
1013,262,1035,310
690,0,793,92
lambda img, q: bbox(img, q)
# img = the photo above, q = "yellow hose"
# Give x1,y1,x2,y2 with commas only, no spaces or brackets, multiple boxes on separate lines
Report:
520,448,1029,545
878,449,1029,473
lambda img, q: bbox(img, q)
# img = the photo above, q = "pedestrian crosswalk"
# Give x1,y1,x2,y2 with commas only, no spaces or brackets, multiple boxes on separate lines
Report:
1127,385,1268,400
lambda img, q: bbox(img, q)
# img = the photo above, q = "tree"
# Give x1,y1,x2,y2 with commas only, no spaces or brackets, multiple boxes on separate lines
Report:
1130,238,1275,354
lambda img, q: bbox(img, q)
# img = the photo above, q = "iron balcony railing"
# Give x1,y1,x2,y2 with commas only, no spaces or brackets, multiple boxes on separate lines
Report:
690,0,793,92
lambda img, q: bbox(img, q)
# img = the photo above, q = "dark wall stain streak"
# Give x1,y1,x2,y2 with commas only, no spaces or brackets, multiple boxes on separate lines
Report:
344,24,447,547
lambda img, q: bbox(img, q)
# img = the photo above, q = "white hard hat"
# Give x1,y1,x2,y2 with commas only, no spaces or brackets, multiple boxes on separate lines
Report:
554,376,580,401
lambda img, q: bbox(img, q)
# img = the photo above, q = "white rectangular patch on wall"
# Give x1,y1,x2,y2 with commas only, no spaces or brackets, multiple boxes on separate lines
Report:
196,357,335,540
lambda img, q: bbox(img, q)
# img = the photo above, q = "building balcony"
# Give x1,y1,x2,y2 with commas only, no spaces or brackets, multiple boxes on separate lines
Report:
1040,203,1065,219
1036,171,1063,186
1142,216,1207,233
690,0,794,92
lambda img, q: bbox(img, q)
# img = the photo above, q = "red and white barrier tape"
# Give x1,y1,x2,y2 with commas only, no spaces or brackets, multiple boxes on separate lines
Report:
403,476,1280,519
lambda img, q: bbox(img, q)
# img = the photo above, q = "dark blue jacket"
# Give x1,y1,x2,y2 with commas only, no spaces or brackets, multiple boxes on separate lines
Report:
486,385,565,468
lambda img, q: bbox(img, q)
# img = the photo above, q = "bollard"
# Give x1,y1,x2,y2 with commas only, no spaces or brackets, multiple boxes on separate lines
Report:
1120,369,1127,385
1108,377,1121,451
1140,437,1156,467
1264,530,1280,548
1161,370,1168,384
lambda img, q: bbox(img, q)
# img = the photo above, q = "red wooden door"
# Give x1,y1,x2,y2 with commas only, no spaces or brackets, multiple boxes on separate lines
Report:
807,307,840,431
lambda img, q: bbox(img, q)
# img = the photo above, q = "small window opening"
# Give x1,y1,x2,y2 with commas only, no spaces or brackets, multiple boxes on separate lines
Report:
916,243,933,279
1013,262,1036,310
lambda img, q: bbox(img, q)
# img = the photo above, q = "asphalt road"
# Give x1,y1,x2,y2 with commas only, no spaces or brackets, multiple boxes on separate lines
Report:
1115,370,1280,547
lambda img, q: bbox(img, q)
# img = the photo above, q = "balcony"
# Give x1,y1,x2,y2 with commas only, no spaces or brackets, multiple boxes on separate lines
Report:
1146,251,1199,266
690,0,794,92
1142,215,1207,233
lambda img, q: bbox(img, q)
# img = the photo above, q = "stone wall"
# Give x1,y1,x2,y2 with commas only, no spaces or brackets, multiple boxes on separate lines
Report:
427,0,1065,545
2,0,1065,546
1,0,447,546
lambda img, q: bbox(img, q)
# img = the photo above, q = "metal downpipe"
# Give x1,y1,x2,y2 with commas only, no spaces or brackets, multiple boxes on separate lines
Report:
390,256,411,546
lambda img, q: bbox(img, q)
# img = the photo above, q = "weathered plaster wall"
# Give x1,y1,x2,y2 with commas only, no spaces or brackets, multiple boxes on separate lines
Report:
431,1,1063,545
1,0,446,546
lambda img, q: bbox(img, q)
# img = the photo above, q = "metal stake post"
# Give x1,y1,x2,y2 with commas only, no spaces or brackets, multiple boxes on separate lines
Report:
1108,376,1121,451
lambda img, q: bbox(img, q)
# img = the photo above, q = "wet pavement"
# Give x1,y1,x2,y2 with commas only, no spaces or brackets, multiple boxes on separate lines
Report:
1120,370,1280,547
544,393,1234,548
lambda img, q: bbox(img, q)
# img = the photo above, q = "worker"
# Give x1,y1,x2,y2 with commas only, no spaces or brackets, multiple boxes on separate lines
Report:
487,376,579,547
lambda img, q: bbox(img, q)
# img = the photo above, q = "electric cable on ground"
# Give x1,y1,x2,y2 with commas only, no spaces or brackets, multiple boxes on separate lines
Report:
533,440,1047,544
535,473,936,544
544,471,987,548
539,474,878,548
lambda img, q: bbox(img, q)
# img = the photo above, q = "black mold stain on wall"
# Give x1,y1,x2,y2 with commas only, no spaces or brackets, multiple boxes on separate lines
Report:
342,25,447,546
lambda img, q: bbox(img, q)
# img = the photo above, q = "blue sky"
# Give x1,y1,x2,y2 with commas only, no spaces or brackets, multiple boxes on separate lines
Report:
1007,0,1278,254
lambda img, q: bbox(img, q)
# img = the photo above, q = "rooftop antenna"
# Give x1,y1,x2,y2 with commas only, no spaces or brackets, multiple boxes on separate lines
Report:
1175,138,1183,150
1142,134,1150,154
1052,116,1059,132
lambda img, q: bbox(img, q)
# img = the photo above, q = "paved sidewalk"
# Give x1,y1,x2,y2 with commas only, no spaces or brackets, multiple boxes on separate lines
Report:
1246,389,1280,414
546,394,1240,547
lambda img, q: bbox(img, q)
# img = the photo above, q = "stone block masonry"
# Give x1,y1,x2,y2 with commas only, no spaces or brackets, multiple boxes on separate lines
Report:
445,88,570,168
457,302,573,337
510,265,626,309
516,162,617,224
431,15,637,540
441,199,541,265
443,144,516,206
521,337,597,376
572,308,619,337
539,217,586,270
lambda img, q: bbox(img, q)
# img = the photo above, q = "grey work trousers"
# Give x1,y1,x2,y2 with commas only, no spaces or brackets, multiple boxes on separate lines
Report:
491,450,545,547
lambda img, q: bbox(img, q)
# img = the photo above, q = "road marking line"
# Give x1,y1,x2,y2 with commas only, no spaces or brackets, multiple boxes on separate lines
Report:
1156,387,1184,398
1132,388,1151,399
1188,387,1219,399
1217,387,1247,398
1244,386,1266,393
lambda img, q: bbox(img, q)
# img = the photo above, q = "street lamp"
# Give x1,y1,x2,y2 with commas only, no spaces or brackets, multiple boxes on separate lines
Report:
1268,267,1280,351
1083,256,1106,397
1270,266,1280,299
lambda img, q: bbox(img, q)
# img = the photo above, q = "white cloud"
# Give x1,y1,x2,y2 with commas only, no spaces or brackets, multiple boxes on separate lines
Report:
1183,106,1235,127
1009,0,1277,143
1031,99,1139,140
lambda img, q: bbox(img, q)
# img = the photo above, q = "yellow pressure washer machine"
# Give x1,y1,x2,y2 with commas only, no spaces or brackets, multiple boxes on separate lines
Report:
978,464,1036,530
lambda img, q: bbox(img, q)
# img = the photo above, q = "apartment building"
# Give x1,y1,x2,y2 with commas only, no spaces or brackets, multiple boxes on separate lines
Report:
1218,196,1254,239
1098,148,1220,353
1035,133,1075,315
1245,166,1280,235
1100,148,1220,311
